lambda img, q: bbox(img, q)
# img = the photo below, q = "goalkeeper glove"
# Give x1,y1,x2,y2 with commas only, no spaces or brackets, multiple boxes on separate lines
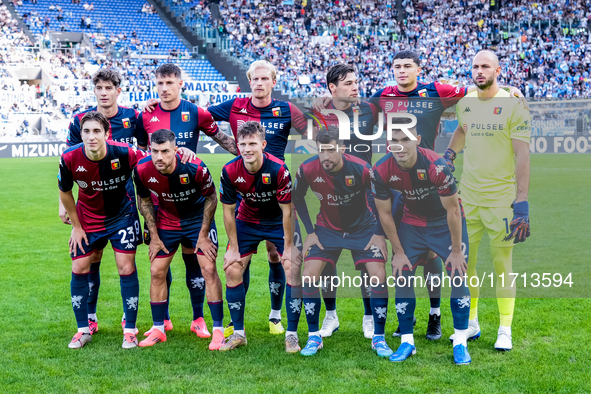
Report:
503,201,530,244
443,148,456,172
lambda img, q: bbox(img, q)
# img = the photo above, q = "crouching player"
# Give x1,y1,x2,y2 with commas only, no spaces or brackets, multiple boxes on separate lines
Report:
293,126,389,357
134,129,225,350
218,121,294,352
59,111,147,349
372,123,472,365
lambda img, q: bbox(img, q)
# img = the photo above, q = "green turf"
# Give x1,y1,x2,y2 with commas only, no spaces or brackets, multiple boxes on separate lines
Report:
0,154,590,393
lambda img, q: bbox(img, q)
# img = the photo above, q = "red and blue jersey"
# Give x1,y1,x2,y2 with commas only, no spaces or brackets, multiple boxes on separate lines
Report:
372,147,456,227
58,141,148,233
220,152,291,225
308,100,379,165
371,82,467,150
67,106,146,148
137,100,219,150
208,97,307,161
293,153,376,234
134,154,215,231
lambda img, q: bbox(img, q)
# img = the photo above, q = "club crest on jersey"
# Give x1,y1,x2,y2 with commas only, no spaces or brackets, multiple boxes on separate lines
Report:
111,159,120,170
345,175,355,186
180,174,190,184
122,118,131,128
272,107,281,117
494,107,502,115
417,169,427,180
262,173,271,184
418,89,429,98
352,106,360,114
182,112,190,122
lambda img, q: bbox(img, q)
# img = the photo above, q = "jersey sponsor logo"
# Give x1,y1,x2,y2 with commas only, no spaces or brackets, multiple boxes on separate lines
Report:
122,118,131,128
76,180,88,188
272,107,281,117
236,119,246,128
494,107,502,115
390,175,401,182
239,108,248,114
181,112,190,122
417,169,427,180
314,176,325,183
462,124,468,133
262,173,271,184
179,174,189,184
384,102,394,112
148,177,159,183
313,191,323,200
463,107,471,113
418,89,429,98
235,177,246,183
76,166,87,172
111,158,120,170
345,175,355,186
150,116,160,123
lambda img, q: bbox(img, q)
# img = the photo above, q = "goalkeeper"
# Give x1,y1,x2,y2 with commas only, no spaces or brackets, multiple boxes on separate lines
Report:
444,50,531,351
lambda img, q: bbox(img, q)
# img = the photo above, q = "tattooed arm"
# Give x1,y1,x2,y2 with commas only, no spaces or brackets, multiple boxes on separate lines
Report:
196,193,218,261
138,196,169,262
211,129,239,156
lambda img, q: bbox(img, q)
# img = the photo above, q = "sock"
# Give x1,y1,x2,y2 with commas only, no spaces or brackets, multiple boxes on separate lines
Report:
449,267,471,331
226,282,246,331
401,333,414,345
150,300,167,333
268,261,286,311
269,309,281,320
326,309,337,319
467,237,481,321
360,269,372,316
453,328,468,347
208,300,224,329
124,328,136,334
88,313,97,321
286,330,297,337
424,256,442,309
286,284,302,332
164,267,172,320
120,268,140,329
321,263,337,311
183,253,205,320
86,261,101,314
242,263,251,295
370,282,388,336
234,329,245,337
71,272,90,329
308,331,320,337
491,246,516,327
302,281,321,333
395,271,417,336
78,327,91,334
363,314,373,323
499,325,512,336
430,307,441,316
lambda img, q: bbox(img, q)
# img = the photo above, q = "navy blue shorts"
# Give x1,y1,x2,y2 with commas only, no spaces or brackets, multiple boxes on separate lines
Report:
157,221,219,258
71,214,138,260
304,224,385,269
398,215,469,275
235,219,284,258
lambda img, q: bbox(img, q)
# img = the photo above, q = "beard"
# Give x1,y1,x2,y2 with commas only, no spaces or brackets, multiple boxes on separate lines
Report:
474,74,495,90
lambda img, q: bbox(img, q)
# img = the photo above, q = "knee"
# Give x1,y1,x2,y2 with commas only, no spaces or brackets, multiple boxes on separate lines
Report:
72,260,91,274
150,266,167,283
267,250,281,263
199,261,217,279
224,265,243,284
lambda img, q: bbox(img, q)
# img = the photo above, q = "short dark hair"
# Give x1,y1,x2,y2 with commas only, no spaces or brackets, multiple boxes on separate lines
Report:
92,68,122,87
155,63,182,79
151,129,177,145
237,121,266,142
316,125,342,145
326,63,357,93
393,50,421,67
389,116,417,136
80,111,110,134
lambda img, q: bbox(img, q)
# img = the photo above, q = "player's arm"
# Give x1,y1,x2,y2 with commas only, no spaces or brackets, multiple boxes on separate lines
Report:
513,139,530,203
195,166,218,262
279,202,293,264
219,167,241,269
292,165,323,252
362,165,387,259
59,189,88,257
211,129,239,155
137,195,169,262
440,194,467,278
134,111,148,150
197,106,239,156
59,118,82,224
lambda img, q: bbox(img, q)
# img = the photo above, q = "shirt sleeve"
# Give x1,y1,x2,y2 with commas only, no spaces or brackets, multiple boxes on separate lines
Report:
195,162,216,197
219,166,237,204
276,164,291,204
292,163,314,234
509,100,532,143
197,107,220,137
363,164,384,236
127,144,148,168
428,157,457,196
133,167,151,199
371,164,392,201
134,110,148,148
66,116,81,147
434,81,468,108
58,155,74,192
207,98,235,122
289,102,308,134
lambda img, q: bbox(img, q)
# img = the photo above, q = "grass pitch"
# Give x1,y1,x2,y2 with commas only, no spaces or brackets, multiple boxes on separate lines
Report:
0,153,590,393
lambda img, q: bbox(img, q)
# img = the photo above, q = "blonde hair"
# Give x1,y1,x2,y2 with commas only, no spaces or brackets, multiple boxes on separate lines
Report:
246,60,277,82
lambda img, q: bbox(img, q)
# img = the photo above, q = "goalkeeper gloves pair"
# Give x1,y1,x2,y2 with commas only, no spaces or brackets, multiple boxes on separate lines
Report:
443,148,456,172
504,201,531,244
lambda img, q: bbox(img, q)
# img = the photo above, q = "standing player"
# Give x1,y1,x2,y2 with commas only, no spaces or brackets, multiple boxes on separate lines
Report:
207,60,307,337
134,129,225,350
445,50,531,351
372,122,472,365
218,121,294,352
58,111,147,349
137,63,238,338
293,126,389,357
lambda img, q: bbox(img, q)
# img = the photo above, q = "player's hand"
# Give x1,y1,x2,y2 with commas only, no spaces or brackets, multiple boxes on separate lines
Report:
391,252,412,279
445,250,467,279
142,98,160,113
364,234,388,262
178,147,196,164
148,236,169,263
503,201,530,244
196,236,217,262
281,244,292,267
302,232,323,254
223,248,242,271
508,86,524,98
312,94,332,112
443,148,456,172
69,226,88,257
59,203,71,225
